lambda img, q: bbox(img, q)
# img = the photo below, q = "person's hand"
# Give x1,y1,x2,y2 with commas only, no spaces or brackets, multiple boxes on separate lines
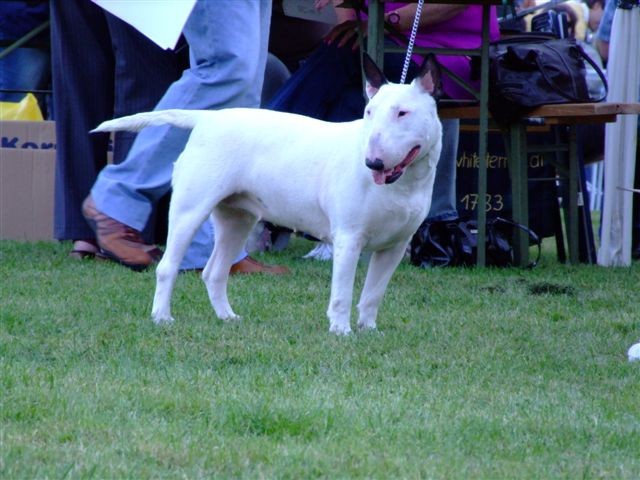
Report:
324,20,368,49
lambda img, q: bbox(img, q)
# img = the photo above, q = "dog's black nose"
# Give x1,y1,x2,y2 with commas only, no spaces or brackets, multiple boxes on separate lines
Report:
365,157,385,171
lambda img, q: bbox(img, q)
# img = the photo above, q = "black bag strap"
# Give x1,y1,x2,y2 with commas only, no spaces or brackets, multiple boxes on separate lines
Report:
450,221,477,266
533,41,608,103
575,45,608,102
491,217,542,268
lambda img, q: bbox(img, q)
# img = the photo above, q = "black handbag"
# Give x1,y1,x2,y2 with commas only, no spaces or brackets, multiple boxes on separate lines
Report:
487,35,608,123
409,217,541,268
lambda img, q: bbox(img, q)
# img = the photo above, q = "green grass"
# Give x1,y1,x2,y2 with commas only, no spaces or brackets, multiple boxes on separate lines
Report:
1,238,639,479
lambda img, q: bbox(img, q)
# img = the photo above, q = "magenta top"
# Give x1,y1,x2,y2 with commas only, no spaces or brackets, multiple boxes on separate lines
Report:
384,3,500,99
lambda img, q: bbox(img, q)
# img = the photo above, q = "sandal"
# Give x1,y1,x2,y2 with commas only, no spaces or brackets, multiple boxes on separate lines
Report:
69,239,99,260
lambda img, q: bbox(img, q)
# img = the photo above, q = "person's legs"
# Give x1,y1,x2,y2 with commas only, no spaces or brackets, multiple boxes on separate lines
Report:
261,53,291,107
88,0,273,270
53,0,184,258
51,0,114,243
426,119,460,221
268,41,362,120
106,13,186,243
105,13,186,165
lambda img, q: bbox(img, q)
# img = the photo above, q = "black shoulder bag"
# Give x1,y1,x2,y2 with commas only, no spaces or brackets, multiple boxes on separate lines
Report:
410,217,541,268
487,35,608,123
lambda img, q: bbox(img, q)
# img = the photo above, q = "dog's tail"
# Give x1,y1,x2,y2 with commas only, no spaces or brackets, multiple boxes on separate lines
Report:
91,109,206,134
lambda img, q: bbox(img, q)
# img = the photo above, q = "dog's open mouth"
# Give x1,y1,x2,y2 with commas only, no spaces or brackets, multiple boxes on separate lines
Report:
372,145,421,185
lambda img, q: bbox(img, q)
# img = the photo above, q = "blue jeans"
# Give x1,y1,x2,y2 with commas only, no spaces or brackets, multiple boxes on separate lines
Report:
91,0,272,269
427,118,459,222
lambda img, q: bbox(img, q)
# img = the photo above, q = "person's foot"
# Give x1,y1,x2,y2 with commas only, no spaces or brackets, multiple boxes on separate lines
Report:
230,256,290,275
68,239,99,260
82,195,163,271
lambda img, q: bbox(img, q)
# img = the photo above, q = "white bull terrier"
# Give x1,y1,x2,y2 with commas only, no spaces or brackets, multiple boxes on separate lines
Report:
92,54,443,335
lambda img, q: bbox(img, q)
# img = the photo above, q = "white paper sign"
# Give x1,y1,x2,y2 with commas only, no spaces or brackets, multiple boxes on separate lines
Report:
91,0,197,50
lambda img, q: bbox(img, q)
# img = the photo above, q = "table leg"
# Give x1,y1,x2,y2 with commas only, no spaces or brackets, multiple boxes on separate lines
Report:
508,122,530,266
366,1,385,67
567,125,579,264
475,3,492,267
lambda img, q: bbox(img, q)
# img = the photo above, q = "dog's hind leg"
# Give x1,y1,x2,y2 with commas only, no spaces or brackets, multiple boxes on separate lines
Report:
201,206,258,321
356,241,408,331
327,233,364,335
151,192,219,325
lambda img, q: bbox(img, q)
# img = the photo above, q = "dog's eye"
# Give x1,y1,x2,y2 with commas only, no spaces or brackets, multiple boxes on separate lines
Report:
398,111,408,118
366,109,372,116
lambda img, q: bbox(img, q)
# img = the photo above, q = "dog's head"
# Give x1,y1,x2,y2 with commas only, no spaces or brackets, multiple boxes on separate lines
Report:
361,54,443,186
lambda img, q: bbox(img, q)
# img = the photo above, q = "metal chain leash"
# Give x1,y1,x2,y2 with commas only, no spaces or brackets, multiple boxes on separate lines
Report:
400,0,425,84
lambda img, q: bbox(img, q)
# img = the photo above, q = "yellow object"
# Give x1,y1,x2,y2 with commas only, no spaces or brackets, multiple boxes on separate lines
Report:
0,93,44,121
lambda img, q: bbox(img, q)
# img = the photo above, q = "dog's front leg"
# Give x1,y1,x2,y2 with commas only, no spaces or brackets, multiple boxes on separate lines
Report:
327,234,363,335
357,241,409,330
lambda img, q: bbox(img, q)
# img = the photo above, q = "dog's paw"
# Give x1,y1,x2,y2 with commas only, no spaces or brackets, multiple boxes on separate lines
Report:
329,323,352,336
357,321,377,331
220,313,241,323
152,314,175,325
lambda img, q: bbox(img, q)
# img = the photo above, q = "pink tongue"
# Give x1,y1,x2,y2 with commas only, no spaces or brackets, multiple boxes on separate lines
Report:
370,146,421,185
373,171,386,185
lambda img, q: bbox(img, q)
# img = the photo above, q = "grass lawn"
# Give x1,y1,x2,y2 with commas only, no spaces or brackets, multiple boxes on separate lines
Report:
1,237,639,478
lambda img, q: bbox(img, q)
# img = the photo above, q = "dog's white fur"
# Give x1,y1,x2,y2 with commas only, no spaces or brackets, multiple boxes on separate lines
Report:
93,58,442,334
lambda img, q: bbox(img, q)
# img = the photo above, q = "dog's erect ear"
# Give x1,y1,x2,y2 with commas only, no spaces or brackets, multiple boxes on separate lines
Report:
414,54,443,101
363,53,388,100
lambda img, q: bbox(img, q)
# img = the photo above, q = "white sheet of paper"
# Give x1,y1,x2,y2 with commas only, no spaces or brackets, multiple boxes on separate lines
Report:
91,0,196,50
282,0,337,24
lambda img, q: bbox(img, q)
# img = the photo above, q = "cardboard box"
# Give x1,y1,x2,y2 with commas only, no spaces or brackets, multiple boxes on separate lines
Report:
0,121,56,240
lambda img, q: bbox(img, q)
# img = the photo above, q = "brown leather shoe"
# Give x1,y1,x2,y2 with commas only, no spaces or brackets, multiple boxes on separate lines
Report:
82,195,163,271
230,256,290,275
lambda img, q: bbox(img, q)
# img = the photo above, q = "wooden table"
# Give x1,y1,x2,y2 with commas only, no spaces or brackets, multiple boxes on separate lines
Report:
441,102,640,265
